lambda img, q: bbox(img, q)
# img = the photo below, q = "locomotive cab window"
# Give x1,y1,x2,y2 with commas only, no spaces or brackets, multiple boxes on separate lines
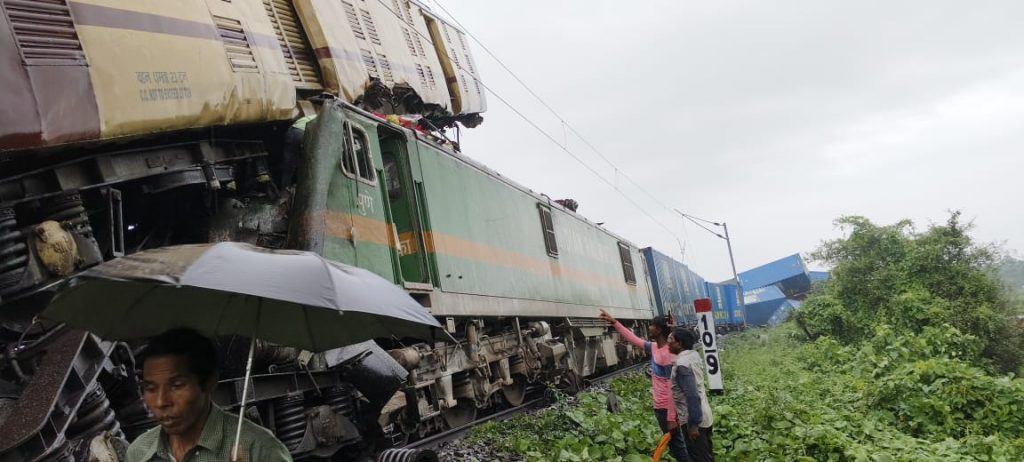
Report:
618,242,636,285
537,204,558,257
382,152,402,200
341,123,376,184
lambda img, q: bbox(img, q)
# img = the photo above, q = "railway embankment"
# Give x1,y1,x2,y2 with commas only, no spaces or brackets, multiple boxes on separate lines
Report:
443,325,1023,461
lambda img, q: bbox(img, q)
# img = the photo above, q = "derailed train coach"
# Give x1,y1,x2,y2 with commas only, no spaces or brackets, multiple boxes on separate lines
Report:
0,0,484,152
0,1,661,458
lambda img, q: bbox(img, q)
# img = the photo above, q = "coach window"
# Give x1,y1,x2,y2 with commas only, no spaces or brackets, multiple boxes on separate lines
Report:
618,242,636,285
537,204,558,257
341,123,377,184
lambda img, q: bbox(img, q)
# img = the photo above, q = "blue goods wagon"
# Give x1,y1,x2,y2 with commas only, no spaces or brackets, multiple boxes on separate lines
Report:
809,271,830,283
705,283,731,326
706,281,743,326
724,283,744,326
682,265,709,313
738,254,812,298
642,248,710,324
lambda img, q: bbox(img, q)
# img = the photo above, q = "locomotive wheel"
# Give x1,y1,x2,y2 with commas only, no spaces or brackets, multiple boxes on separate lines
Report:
557,370,584,395
501,374,528,407
377,448,439,462
442,399,477,429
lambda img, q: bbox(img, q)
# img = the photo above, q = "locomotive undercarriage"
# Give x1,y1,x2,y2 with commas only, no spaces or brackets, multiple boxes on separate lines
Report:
379,316,642,444
0,126,645,460
0,131,381,460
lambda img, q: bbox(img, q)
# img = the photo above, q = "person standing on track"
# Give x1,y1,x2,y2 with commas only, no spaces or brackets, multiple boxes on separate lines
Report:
598,310,688,461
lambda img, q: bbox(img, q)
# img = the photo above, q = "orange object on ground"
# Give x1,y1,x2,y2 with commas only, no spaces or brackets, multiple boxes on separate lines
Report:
652,432,672,461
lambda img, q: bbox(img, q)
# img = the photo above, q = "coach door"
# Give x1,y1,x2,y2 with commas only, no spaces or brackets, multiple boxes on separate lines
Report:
378,128,432,288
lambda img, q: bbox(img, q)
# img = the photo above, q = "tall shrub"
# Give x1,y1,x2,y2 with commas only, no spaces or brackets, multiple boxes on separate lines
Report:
795,212,1023,373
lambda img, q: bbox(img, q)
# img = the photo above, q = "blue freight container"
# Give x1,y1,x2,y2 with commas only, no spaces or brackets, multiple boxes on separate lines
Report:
642,248,710,325
725,284,744,325
743,286,788,325
738,254,812,298
705,281,742,326
682,265,709,310
809,271,830,283
704,282,731,326
767,299,801,326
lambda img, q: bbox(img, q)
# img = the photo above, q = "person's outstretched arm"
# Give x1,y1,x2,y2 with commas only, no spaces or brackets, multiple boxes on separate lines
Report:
599,309,648,349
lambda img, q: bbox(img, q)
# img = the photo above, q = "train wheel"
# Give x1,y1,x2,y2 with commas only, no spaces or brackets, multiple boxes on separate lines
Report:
442,399,477,429
501,374,528,406
557,370,584,395
377,448,439,462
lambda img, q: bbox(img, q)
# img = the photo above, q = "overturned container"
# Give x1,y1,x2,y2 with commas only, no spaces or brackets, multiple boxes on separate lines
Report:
738,253,812,298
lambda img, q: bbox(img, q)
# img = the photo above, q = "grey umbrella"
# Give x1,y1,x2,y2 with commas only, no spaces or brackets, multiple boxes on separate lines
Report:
43,242,443,460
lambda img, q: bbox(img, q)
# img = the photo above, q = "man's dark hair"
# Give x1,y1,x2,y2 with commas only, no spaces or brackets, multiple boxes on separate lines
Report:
140,327,218,385
651,315,672,336
671,327,699,350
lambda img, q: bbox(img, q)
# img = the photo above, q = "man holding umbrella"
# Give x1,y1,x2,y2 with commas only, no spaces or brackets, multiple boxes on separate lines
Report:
44,242,446,461
127,328,292,462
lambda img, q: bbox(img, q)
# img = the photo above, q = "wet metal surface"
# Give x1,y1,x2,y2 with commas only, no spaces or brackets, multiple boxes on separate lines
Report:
0,330,86,452
324,340,407,411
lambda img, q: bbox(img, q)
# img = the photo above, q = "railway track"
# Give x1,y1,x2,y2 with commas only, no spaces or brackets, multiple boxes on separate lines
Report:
376,363,646,461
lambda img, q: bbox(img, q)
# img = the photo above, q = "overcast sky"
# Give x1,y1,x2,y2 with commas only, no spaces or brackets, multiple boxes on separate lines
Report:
429,0,1024,281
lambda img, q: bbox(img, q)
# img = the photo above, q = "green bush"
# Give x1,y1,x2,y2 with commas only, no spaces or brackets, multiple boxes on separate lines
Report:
716,327,1024,461
869,356,1024,439
795,212,1023,373
468,326,1024,461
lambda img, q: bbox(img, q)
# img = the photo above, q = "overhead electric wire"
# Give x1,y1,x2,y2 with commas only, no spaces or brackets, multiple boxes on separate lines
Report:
374,0,680,239
679,214,724,240
424,0,687,221
674,210,721,227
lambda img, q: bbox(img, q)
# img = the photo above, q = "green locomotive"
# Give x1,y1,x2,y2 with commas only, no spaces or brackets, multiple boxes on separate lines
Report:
0,0,656,459
0,98,656,460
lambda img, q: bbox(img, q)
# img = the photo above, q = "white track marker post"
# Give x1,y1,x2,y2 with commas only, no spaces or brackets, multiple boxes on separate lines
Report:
694,298,723,394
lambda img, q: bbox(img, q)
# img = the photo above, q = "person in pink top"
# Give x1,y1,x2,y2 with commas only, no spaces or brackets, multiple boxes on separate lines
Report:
599,310,688,461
